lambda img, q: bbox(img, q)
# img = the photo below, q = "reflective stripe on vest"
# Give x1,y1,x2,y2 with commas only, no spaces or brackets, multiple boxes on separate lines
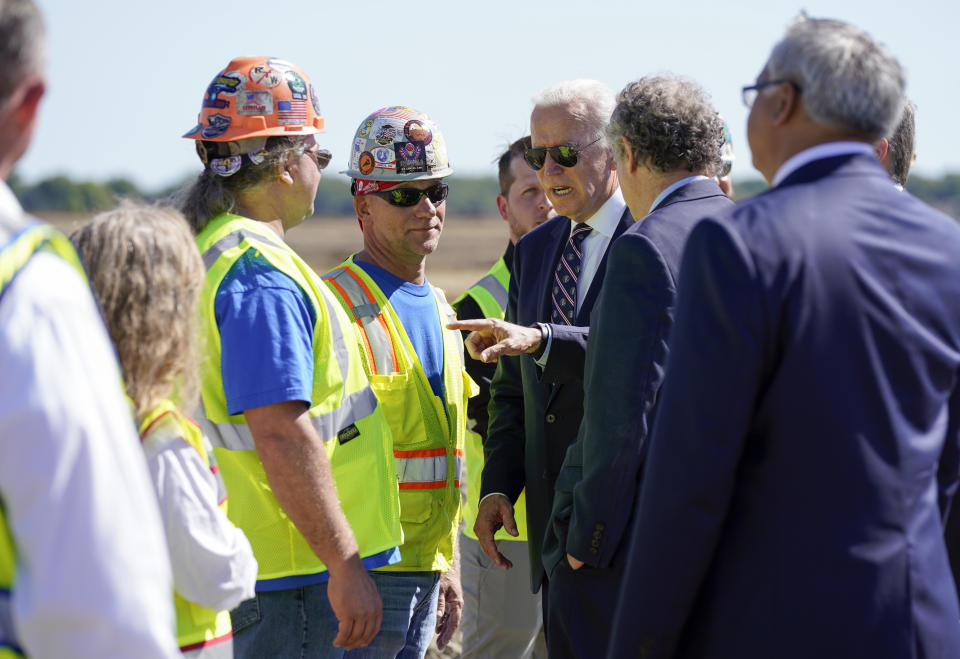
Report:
323,268,398,375
394,448,464,490
472,272,508,311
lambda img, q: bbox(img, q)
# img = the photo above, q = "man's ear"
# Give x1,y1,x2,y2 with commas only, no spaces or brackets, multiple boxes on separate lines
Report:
875,137,890,164
496,194,509,222
277,151,295,185
14,78,45,124
619,136,638,174
771,82,800,126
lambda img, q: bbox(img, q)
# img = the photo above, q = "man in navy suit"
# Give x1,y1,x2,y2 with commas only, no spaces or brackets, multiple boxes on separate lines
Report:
449,79,632,654
607,16,960,658
539,75,733,658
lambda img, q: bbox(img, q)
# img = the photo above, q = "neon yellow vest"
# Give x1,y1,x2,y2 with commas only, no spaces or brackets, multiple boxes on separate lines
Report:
139,401,234,656
323,255,477,571
0,223,86,659
195,214,401,582
451,257,530,543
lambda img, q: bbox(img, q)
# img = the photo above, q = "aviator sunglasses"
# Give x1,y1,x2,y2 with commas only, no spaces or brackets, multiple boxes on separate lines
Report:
371,181,449,207
523,136,603,171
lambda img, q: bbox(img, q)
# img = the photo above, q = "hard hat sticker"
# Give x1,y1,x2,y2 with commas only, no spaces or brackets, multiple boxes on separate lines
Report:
201,113,232,139
358,119,374,138
285,71,308,101
203,71,245,109
277,100,307,126
183,123,202,138
249,64,283,88
358,151,375,175
394,141,427,174
238,91,274,115
372,146,396,169
210,155,242,177
404,119,433,145
309,84,322,116
375,124,398,146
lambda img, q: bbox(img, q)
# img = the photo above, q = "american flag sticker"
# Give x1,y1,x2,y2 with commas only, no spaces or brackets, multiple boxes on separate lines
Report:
277,99,307,126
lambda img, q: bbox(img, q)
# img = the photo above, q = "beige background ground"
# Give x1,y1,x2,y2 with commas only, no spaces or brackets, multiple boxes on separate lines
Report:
40,211,510,304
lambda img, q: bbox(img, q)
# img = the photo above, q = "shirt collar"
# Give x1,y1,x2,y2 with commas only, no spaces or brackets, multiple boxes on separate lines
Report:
571,187,626,238
649,175,710,214
772,141,876,187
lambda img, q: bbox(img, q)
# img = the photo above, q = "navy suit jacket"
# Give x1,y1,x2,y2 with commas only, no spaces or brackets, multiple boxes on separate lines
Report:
543,179,733,574
607,153,960,658
480,206,633,592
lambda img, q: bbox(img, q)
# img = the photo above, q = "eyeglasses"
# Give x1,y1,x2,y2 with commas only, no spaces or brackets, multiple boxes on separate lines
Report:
305,148,332,170
370,181,449,207
523,136,603,171
741,80,799,108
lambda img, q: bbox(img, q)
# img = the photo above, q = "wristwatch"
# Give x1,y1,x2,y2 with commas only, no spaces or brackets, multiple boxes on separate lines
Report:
529,322,548,359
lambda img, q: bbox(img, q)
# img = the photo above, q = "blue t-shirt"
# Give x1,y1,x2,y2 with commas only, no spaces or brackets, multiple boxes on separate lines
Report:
354,258,445,399
215,249,398,588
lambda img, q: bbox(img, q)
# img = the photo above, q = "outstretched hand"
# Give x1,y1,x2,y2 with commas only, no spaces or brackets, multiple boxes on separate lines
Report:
446,318,542,363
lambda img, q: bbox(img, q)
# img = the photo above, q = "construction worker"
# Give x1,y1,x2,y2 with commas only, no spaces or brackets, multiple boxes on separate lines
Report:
0,1,178,656
322,106,475,656
178,57,402,657
72,203,259,658
454,136,554,658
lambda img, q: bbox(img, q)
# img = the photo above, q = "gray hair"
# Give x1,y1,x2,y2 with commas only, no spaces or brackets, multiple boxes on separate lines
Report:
175,136,308,234
607,75,725,176
532,79,616,139
766,15,905,142
886,99,916,186
0,0,45,105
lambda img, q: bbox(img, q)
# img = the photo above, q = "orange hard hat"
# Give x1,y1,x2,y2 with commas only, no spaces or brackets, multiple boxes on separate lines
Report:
183,56,325,144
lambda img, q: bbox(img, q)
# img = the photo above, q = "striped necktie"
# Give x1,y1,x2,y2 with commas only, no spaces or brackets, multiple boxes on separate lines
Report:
551,223,592,325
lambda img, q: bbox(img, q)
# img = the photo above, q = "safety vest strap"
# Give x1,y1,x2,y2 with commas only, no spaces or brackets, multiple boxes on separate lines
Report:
200,227,285,271
0,590,22,657
394,448,463,490
323,267,399,375
201,385,380,451
473,272,508,311
0,222,86,303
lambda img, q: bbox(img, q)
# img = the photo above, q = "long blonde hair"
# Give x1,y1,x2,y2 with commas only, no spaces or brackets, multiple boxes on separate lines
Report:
71,200,204,421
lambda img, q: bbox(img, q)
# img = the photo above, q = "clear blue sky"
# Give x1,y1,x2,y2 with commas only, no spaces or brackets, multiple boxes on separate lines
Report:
20,0,960,191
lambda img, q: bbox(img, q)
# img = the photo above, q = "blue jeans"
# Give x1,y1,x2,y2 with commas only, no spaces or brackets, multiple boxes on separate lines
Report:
231,572,440,659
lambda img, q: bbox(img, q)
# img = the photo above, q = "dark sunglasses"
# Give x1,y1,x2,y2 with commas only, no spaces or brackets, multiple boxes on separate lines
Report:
523,136,603,171
370,181,449,207
306,148,332,170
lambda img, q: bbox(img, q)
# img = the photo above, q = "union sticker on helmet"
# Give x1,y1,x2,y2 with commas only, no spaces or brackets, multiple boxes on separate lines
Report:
358,151,376,175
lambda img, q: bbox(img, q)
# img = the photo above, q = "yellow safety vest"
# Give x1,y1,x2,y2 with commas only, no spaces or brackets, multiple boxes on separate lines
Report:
323,255,477,571
0,223,86,659
139,400,234,658
195,214,401,583
452,257,531,543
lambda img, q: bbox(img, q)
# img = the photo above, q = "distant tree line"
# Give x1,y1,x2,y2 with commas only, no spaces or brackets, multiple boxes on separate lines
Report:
9,170,960,219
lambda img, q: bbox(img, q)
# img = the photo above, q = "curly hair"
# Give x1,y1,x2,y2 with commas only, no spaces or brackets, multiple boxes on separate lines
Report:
175,135,308,234
71,201,204,421
607,75,724,176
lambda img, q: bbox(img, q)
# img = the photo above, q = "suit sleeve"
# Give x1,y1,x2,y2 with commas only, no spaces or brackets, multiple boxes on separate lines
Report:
479,248,527,503
563,232,676,567
607,218,767,658
539,323,589,384
939,370,960,592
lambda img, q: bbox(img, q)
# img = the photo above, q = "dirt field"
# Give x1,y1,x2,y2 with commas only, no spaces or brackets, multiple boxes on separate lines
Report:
39,211,508,303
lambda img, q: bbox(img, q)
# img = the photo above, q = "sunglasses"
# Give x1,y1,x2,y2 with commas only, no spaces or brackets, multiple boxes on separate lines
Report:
306,148,332,170
523,136,603,171
370,181,449,207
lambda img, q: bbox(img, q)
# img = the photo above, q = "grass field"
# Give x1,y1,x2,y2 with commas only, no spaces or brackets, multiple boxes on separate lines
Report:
38,211,509,303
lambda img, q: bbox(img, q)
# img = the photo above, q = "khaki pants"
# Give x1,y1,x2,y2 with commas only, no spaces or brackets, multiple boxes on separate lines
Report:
460,534,547,658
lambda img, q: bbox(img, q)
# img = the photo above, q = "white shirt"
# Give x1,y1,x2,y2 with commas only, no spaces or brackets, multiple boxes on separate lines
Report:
0,182,179,658
772,141,876,187
142,428,257,612
573,187,627,314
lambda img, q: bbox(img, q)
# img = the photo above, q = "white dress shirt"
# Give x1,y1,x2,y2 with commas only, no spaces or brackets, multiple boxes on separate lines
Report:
572,187,627,314
0,182,179,658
